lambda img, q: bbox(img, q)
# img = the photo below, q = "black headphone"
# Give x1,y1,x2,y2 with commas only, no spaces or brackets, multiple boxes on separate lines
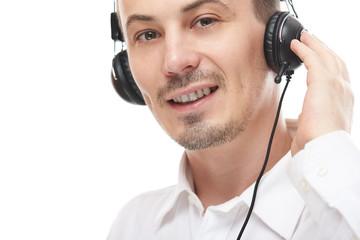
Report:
110,0,305,105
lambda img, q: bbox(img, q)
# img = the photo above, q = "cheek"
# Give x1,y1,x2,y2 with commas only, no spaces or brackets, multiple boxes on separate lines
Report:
127,53,159,108
209,23,270,118
222,24,267,89
128,53,172,130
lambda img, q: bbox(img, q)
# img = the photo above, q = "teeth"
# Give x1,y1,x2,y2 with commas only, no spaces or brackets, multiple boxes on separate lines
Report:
203,88,210,95
181,95,190,102
172,87,215,104
196,89,204,98
189,92,197,101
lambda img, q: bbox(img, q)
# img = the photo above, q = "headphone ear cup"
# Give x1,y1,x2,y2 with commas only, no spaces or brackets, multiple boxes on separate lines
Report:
111,50,146,105
264,11,305,74
264,11,288,74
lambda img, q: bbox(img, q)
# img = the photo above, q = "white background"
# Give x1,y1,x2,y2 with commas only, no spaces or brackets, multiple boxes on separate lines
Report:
0,0,359,239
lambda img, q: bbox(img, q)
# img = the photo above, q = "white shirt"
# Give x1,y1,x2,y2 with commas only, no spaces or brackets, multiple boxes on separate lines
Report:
107,131,360,240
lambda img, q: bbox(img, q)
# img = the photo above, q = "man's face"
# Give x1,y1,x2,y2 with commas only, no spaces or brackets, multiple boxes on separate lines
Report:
118,0,274,150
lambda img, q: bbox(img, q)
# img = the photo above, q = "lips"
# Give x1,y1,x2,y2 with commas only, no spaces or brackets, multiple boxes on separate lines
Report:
170,86,218,105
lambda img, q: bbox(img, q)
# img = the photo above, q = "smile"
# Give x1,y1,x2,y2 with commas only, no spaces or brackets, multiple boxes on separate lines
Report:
171,87,218,105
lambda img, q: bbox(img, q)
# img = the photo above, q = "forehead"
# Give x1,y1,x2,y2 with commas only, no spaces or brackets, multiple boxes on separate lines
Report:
117,0,235,28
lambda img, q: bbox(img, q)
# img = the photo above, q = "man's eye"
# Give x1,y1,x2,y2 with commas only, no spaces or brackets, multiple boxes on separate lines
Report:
137,31,159,41
194,17,217,28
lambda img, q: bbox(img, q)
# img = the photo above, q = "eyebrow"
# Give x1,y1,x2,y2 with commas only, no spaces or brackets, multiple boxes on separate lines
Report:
126,14,156,29
182,0,230,13
126,0,229,29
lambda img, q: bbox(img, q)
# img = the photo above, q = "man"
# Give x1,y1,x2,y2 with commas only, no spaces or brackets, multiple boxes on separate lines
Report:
108,0,360,239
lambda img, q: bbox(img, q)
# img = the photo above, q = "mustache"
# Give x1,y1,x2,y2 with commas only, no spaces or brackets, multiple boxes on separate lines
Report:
156,70,226,103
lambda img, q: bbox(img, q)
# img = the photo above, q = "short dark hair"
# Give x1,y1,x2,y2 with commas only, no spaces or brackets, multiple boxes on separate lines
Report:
252,0,280,23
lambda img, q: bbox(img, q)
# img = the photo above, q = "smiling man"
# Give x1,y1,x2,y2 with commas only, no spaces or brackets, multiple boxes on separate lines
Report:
108,0,360,239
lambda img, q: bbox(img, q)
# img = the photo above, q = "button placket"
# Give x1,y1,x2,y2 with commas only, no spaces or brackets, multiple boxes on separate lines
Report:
299,179,310,191
317,165,329,177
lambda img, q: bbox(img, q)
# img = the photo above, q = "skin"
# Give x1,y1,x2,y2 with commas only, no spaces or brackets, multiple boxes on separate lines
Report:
290,33,353,155
117,0,353,209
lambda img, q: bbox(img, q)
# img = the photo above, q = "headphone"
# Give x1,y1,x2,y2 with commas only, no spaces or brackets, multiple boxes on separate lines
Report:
110,0,305,105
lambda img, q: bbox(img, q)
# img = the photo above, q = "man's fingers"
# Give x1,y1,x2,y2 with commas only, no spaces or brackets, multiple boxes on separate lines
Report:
301,32,341,74
291,32,350,85
290,38,319,71
290,38,327,85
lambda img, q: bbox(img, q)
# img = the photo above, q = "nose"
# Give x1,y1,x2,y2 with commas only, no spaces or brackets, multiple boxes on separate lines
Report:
161,35,200,77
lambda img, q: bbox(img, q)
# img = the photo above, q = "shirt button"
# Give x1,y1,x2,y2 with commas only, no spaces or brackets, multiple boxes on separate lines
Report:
188,194,196,205
299,179,310,191
317,166,328,177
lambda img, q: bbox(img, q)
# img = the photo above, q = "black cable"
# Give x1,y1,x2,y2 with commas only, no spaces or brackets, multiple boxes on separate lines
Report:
287,0,298,18
236,72,293,240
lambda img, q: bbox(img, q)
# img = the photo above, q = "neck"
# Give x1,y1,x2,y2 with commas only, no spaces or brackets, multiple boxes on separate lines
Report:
185,114,292,210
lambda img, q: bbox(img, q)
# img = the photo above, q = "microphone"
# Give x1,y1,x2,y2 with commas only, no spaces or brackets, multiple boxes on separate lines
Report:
275,62,290,84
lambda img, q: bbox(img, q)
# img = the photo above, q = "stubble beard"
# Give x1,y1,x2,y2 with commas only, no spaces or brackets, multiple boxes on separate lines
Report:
173,110,251,150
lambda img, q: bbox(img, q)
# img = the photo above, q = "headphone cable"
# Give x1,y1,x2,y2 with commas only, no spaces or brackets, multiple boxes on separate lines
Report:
236,71,293,240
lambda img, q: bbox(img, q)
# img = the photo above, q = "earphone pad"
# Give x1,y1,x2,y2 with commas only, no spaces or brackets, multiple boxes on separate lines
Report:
264,12,289,74
111,50,146,105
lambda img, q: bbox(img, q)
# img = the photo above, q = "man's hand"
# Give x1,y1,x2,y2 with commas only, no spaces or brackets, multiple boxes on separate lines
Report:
290,31,354,156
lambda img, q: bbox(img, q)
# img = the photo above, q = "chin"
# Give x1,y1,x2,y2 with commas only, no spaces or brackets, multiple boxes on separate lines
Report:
172,117,247,150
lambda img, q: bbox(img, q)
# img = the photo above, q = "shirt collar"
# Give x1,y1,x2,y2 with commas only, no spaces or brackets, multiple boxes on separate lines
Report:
154,151,305,239
246,151,305,239
154,152,194,225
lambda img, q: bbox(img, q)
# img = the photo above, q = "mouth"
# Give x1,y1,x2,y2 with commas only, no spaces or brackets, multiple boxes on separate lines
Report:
169,86,218,105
